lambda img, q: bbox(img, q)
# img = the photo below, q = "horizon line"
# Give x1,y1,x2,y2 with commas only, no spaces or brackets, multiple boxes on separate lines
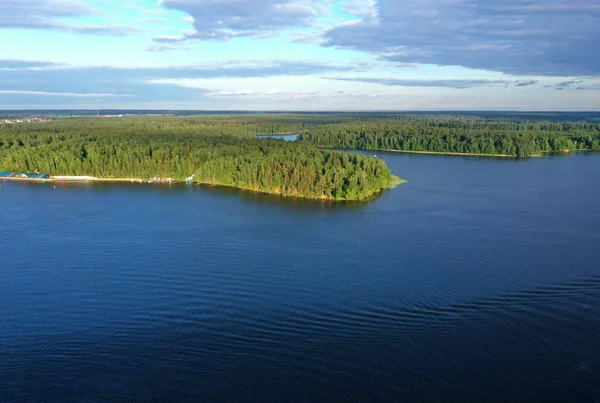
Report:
1,109,600,114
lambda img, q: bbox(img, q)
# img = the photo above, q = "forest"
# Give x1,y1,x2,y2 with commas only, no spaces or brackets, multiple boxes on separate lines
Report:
297,119,600,157
0,116,398,201
3,112,600,200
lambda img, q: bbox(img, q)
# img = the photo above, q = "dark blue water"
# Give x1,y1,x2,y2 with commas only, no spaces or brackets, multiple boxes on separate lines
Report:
2,152,600,402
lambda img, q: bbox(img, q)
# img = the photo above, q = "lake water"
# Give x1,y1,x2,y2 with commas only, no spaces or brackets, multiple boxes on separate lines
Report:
1,151,600,402
257,133,298,141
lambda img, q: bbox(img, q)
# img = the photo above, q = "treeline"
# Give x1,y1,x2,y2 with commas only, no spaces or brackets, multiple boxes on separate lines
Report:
298,121,600,157
194,141,395,200
0,114,356,134
4,111,600,124
0,117,397,201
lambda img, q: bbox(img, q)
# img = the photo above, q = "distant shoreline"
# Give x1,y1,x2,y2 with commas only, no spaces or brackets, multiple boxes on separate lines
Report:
378,149,516,157
375,148,587,158
316,146,571,158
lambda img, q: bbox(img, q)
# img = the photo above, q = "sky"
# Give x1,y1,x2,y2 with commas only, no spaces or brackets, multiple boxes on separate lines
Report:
1,0,599,111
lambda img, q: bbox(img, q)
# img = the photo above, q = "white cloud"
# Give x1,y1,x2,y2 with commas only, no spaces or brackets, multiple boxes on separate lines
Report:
342,0,378,19
0,0,135,35
206,89,319,99
158,0,331,41
0,90,136,97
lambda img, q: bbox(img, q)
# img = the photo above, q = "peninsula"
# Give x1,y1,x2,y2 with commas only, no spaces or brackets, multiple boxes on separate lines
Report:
0,115,400,201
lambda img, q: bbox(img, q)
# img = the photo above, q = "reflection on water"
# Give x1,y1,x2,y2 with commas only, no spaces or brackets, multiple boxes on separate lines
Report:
2,152,600,401
256,133,299,141
196,183,372,212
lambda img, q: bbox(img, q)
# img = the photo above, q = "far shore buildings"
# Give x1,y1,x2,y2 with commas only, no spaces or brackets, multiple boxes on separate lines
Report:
0,117,50,124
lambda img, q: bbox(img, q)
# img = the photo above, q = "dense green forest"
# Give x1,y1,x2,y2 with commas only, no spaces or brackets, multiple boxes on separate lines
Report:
0,116,398,201
298,120,600,157
3,112,600,200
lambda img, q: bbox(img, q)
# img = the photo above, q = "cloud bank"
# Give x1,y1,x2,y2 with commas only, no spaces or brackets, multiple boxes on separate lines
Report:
0,59,356,104
323,0,600,76
326,77,512,89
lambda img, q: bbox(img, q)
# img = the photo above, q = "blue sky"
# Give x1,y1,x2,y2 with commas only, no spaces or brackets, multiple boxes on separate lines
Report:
1,0,599,110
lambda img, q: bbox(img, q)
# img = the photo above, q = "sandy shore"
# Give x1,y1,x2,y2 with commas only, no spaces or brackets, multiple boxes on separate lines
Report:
1,176,183,184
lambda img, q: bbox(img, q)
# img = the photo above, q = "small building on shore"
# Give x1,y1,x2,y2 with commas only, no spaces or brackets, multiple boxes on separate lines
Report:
0,172,51,179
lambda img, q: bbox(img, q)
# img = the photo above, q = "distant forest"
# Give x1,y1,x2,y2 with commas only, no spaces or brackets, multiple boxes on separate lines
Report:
297,118,600,157
2,110,600,124
0,116,397,201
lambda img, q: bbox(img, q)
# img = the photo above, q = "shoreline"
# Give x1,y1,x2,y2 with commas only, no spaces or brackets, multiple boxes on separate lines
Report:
369,148,589,158
317,146,592,158
318,146,518,158
1,175,401,201
192,178,403,201
1,176,183,184
377,149,518,157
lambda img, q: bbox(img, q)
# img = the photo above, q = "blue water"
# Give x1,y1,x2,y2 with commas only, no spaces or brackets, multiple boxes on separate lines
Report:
2,152,600,402
257,133,298,141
